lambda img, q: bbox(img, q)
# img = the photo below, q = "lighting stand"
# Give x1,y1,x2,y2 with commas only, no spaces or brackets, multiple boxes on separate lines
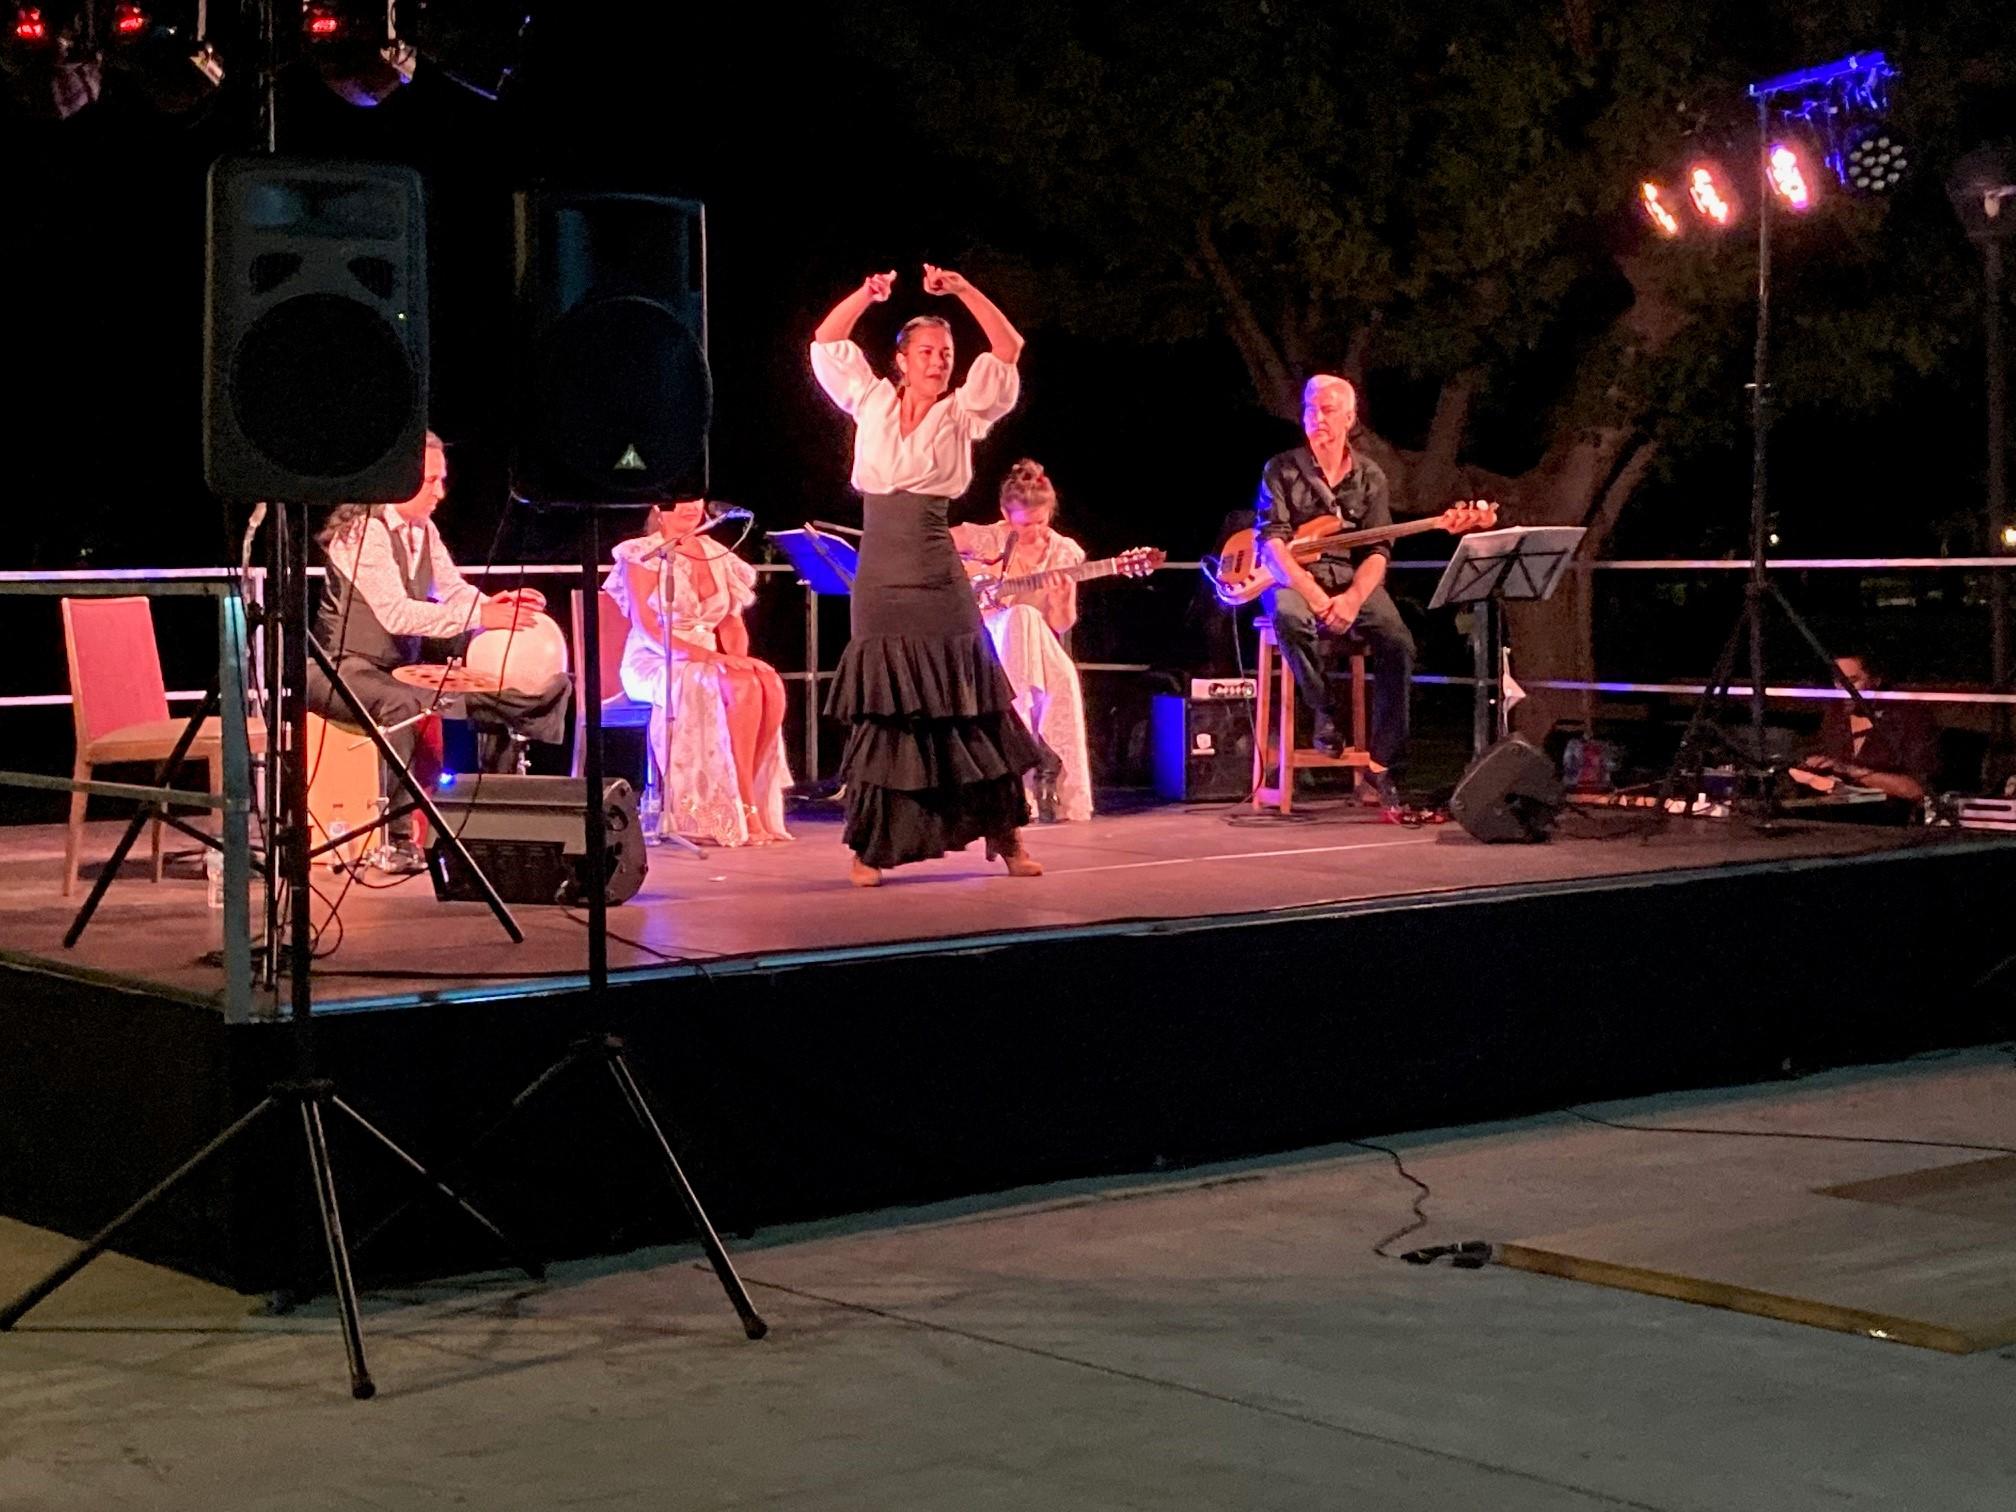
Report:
1651,90,1874,823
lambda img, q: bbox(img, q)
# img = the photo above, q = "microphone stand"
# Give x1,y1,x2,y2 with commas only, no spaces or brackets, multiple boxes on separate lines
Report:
651,538,703,857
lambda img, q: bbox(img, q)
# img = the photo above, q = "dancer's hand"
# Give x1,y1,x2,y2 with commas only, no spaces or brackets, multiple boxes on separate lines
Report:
922,263,971,296
493,586,546,612
862,270,897,302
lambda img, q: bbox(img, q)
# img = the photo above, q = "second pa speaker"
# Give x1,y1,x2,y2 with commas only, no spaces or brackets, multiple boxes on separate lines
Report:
512,190,711,506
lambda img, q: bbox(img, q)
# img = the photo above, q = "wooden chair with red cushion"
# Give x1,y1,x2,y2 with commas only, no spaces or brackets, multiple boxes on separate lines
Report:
60,596,266,897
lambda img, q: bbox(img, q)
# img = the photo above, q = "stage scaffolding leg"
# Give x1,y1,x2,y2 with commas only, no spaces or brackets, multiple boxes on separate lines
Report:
218,586,255,1024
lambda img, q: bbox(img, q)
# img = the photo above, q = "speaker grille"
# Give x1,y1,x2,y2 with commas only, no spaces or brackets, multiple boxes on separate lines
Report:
347,255,398,299
532,294,710,497
249,252,302,294
229,293,417,477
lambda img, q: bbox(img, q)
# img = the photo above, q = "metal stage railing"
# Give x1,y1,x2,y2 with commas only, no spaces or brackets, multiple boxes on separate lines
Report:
0,551,2010,1024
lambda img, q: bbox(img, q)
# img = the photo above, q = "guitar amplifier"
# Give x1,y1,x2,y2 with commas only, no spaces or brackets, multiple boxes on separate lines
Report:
1152,691,1255,802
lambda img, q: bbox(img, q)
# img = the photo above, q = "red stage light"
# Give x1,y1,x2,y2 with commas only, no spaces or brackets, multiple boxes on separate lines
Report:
112,3,148,36
1687,163,1738,227
305,7,341,39
1639,181,1683,238
13,6,49,42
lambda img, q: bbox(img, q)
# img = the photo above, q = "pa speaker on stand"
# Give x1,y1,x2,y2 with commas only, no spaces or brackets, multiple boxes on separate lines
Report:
204,157,430,503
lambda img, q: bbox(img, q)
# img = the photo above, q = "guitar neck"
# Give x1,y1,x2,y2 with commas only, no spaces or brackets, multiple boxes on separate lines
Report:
995,557,1130,595
1291,515,1449,560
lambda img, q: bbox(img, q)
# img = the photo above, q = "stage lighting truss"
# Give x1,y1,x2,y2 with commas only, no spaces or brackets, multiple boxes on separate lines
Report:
300,0,528,107
301,0,415,107
2,1,103,118
103,1,224,113
1753,51,1906,198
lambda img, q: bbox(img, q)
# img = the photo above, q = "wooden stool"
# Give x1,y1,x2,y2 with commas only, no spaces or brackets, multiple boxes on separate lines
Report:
1252,616,1372,812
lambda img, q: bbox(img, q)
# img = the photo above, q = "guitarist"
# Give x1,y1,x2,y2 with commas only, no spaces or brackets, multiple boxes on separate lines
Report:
953,460,1087,822
1258,375,1415,813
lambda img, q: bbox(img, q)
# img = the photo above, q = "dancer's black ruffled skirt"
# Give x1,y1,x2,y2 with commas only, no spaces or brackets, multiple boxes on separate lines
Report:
827,492,1042,869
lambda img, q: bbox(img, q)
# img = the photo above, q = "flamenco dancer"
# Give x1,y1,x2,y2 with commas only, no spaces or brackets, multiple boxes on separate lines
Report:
810,265,1047,887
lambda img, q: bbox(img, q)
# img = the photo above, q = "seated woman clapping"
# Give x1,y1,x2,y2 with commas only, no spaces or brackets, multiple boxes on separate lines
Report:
606,500,792,846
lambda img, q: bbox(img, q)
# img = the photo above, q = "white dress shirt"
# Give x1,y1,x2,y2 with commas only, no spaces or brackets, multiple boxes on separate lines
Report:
809,339,1020,498
324,505,485,640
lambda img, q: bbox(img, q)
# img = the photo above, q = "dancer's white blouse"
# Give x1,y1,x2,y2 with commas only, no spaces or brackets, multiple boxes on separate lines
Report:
810,339,1019,498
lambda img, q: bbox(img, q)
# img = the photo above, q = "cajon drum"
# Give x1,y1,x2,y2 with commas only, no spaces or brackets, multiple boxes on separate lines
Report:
305,713,381,871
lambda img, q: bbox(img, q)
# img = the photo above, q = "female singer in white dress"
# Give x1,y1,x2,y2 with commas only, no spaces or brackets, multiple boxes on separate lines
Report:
952,460,1094,823
606,501,792,846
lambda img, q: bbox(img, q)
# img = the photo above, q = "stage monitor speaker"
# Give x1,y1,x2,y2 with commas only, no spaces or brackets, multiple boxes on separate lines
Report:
1151,689,1256,802
1451,736,1565,843
512,190,711,506
426,775,647,907
204,158,429,504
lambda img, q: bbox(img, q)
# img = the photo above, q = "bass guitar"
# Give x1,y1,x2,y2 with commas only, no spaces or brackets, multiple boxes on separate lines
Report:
1207,503,1499,606
970,546,1167,610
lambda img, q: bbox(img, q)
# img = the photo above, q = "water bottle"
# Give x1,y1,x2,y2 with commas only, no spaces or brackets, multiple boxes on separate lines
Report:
328,819,350,872
639,771,663,845
204,847,225,910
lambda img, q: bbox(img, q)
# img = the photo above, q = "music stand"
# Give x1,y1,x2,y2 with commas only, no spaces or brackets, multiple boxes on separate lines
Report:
1429,526,1586,752
770,525,859,787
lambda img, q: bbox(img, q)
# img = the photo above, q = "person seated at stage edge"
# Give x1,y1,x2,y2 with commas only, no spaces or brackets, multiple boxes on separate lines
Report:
310,432,572,873
1257,374,1415,816
952,459,1088,823
1791,650,1939,813
606,500,793,847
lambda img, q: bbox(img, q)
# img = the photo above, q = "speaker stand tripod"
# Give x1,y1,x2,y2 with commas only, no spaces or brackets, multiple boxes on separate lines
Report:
383,506,768,1340
1,505,543,1399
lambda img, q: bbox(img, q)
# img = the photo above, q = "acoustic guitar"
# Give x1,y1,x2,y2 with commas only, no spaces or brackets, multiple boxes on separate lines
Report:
968,547,1167,610
1208,503,1499,606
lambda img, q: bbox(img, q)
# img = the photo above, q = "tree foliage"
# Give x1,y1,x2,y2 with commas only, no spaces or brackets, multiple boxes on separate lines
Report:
852,0,2003,519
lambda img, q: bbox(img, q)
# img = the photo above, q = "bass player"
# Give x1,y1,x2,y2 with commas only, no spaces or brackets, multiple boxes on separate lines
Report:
1258,374,1414,812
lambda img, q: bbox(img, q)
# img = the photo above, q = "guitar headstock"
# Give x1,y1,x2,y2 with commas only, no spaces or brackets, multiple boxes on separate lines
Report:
1114,547,1167,578
1442,500,1500,535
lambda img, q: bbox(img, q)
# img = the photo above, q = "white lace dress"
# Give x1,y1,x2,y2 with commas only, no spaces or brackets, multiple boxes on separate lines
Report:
605,535,792,847
950,522,1095,822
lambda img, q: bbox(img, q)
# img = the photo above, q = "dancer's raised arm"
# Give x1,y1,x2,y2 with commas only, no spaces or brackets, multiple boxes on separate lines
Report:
923,265,1023,364
814,271,896,344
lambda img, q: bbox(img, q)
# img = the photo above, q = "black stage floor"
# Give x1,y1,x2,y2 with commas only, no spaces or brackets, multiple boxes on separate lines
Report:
4,799,2014,1291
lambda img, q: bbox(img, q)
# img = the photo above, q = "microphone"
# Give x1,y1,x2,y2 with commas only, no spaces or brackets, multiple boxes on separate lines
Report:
639,502,755,560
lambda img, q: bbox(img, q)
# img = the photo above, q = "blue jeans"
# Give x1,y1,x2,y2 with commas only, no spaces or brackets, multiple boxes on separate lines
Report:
1264,566,1415,773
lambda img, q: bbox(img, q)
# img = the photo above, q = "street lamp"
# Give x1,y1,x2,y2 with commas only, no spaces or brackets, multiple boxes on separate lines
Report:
1947,144,2016,694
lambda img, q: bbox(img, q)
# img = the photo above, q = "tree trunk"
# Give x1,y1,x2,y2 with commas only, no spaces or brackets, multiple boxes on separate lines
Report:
1191,217,1300,418
1503,433,1659,739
